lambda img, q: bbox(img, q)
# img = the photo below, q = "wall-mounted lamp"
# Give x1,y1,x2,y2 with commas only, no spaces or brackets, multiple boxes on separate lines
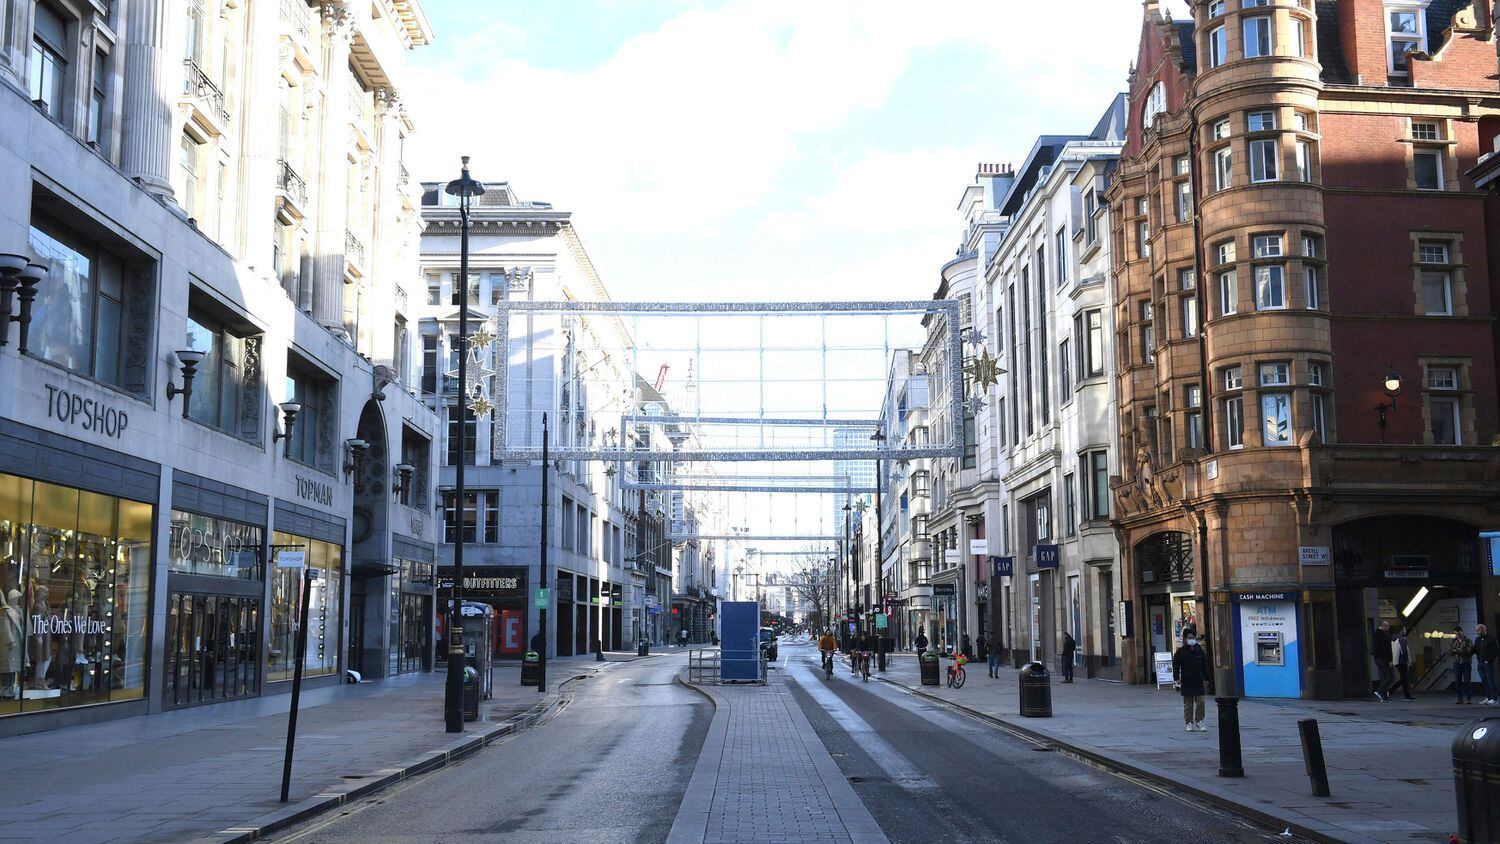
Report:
342,438,369,479
273,401,303,457
165,349,208,418
1375,365,1402,443
392,462,415,502
0,255,47,351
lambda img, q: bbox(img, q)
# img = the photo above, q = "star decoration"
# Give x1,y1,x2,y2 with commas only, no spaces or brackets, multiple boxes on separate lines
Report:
963,395,987,416
468,326,494,348
964,348,1002,391
961,326,987,346
468,396,492,416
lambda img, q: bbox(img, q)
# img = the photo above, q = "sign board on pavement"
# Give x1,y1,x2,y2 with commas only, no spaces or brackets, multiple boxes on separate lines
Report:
1154,652,1175,688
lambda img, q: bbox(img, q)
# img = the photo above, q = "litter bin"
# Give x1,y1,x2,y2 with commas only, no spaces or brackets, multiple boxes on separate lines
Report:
462,666,480,721
919,651,941,686
1453,717,1500,843
1019,661,1052,717
638,638,650,657
520,651,541,687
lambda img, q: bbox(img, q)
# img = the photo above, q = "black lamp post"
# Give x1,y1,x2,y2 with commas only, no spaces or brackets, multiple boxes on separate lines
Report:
870,427,887,671
1375,366,1402,443
444,156,485,733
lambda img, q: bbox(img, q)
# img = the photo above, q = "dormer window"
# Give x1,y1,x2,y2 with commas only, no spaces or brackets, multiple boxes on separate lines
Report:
1386,3,1427,76
1142,82,1166,129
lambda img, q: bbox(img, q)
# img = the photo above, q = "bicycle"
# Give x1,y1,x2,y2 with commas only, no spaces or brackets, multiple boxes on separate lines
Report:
859,650,871,682
946,654,967,689
821,651,834,680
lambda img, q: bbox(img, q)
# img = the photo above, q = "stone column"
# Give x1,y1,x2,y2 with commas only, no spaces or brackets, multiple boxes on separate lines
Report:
119,0,176,200
0,0,31,88
311,1,354,333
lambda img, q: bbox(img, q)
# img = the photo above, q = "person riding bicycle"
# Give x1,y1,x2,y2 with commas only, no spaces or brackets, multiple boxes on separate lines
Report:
817,630,837,667
852,630,873,671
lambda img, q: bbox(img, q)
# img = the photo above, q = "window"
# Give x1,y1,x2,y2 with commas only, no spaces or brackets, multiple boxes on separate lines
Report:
1411,121,1440,141
285,365,332,469
29,3,68,116
1418,241,1450,264
1175,155,1191,176
1250,138,1278,182
1248,110,1277,132
1084,190,1099,244
1209,0,1225,16
1223,365,1243,391
1218,270,1238,316
1429,396,1460,444
1063,473,1077,537
426,275,441,305
1142,82,1166,129
1414,150,1442,190
1244,16,1272,58
1059,338,1072,398
1176,180,1193,223
446,405,475,466
1181,289,1199,338
1290,14,1307,57
442,491,501,544
421,334,438,394
1224,396,1245,449
962,415,976,469
269,532,342,682
1243,0,1270,6
1055,227,1068,285
1427,366,1457,390
1310,393,1328,442
1303,263,1321,309
1421,270,1453,315
179,135,204,220
27,215,131,387
1253,234,1283,258
1082,451,1109,520
1294,111,1311,131
1259,362,1290,386
1309,362,1327,386
1388,7,1423,75
89,50,109,148
1213,147,1233,191
1212,119,1231,141
185,306,253,436
1077,309,1105,377
393,317,409,385
1186,385,1204,449
1262,393,1292,446
1137,220,1150,259
1208,25,1227,68
1295,140,1314,181
1139,300,1155,364
451,274,480,307
1216,240,1236,265
1255,265,1286,309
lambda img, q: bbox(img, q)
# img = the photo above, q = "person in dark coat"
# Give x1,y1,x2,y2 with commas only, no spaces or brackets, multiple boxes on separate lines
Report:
1371,620,1395,702
960,634,973,660
1061,632,1077,683
1393,626,1415,701
976,634,989,661
913,630,929,653
1172,630,1210,732
1475,624,1499,704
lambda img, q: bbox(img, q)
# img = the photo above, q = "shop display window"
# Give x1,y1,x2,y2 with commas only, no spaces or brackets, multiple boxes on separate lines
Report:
168,510,263,579
268,531,343,682
0,472,152,716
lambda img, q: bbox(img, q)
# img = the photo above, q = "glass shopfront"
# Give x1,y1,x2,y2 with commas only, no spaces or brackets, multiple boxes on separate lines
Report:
168,510,261,578
163,510,263,708
389,559,433,676
269,532,343,682
0,472,152,716
437,566,527,661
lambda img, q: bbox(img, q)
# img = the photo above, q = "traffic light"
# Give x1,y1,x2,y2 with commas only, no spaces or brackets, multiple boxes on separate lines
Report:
671,608,679,615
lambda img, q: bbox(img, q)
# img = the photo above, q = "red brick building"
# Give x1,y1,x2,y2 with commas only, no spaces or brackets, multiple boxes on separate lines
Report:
1110,0,1500,699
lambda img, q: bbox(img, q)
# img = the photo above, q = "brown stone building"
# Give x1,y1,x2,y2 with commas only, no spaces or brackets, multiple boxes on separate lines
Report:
1109,0,1500,699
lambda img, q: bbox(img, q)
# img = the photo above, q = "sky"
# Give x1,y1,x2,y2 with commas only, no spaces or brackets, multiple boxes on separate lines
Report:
404,0,1193,305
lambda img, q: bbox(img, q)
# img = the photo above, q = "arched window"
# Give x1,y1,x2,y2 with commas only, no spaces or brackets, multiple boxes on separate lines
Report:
1142,82,1166,129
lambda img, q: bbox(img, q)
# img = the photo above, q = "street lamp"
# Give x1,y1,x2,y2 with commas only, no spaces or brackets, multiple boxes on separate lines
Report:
444,156,485,733
1375,365,1402,444
870,427,887,671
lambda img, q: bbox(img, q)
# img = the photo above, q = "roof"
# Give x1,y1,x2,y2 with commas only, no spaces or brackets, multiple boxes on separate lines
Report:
1315,0,1468,84
1174,21,1197,72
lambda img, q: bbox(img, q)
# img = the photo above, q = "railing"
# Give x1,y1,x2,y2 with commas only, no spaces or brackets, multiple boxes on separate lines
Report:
344,230,366,268
182,58,228,125
277,159,306,207
687,648,721,685
280,0,312,40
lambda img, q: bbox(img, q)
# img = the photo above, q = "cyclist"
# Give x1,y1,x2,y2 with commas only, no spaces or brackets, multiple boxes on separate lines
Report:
817,629,838,675
852,629,872,675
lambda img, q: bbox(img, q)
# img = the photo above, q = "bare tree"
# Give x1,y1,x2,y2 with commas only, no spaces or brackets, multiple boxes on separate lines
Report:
789,551,836,631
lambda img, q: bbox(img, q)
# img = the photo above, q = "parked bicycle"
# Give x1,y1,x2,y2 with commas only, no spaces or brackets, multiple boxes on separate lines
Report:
946,653,967,688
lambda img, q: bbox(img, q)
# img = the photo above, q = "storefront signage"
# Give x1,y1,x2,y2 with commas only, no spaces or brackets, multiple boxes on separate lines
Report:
169,511,262,576
295,475,334,507
44,383,129,439
275,550,306,568
436,569,525,597
1118,600,1133,639
1153,652,1174,687
991,556,1014,577
611,583,623,608
932,583,956,596
1237,592,1291,602
1482,532,1500,576
969,539,987,556
30,613,107,636
1383,570,1428,580
943,549,959,564
1034,544,1060,569
1298,546,1330,566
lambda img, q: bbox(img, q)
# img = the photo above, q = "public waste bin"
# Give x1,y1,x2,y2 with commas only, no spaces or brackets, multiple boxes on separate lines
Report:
1019,661,1052,717
919,651,941,686
638,638,650,657
520,651,541,687
1453,717,1500,843
462,666,480,721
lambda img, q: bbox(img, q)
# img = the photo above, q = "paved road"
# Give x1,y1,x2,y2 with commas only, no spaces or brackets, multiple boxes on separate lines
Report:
781,643,1292,844
267,654,710,843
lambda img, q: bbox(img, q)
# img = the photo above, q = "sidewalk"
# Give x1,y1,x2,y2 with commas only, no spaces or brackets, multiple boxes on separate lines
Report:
871,652,1470,843
0,651,654,844
670,672,886,844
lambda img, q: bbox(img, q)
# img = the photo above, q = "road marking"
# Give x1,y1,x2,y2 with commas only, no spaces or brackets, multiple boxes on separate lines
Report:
785,659,937,790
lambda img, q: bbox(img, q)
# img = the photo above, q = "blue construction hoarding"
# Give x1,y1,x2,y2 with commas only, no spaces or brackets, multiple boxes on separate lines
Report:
720,601,761,682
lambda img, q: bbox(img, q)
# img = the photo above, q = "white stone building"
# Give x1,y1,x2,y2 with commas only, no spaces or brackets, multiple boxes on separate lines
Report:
0,0,440,735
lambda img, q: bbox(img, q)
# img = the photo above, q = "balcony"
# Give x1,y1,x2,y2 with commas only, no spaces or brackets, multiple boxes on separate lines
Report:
182,59,229,128
280,0,312,41
276,159,306,213
344,230,367,271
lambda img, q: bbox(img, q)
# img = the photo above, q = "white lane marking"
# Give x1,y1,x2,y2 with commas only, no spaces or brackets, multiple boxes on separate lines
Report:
616,678,630,684
786,658,937,790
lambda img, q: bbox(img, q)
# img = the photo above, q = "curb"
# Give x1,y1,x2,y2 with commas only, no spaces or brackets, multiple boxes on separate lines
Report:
873,674,1356,844
665,674,726,844
196,669,600,844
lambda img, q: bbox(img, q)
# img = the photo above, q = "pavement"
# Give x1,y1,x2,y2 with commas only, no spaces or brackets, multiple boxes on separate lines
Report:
669,666,887,844
867,650,1475,844
0,650,653,844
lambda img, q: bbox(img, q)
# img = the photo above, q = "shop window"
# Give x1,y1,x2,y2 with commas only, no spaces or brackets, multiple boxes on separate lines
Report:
268,532,343,682
0,474,152,715
185,300,260,439
167,510,263,579
285,360,335,472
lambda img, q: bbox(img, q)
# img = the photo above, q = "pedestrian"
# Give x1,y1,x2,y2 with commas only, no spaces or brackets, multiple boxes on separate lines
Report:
1450,626,1474,704
1475,623,1499,704
1061,631,1077,683
1394,626,1415,701
1371,620,1395,702
961,633,973,661
986,634,1002,678
976,633,989,661
679,627,689,648
1172,629,1210,732
913,629,929,653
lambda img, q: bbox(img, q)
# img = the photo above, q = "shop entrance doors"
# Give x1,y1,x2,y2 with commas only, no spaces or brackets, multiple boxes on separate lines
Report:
163,592,258,709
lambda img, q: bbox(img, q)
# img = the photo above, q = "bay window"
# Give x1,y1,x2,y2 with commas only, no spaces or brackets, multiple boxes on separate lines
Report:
1249,138,1278,182
1243,16,1272,58
1261,392,1292,446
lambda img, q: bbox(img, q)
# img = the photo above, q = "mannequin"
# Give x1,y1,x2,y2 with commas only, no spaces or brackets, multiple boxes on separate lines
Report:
0,587,20,697
26,582,52,690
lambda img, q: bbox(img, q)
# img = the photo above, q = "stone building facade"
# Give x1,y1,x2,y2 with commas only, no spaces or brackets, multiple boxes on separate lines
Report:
1110,0,1500,699
0,0,440,735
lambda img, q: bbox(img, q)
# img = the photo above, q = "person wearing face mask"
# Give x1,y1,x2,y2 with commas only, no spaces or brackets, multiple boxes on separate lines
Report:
1172,627,1210,732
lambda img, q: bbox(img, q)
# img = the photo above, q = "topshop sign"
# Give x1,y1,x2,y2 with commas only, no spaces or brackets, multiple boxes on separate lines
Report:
44,383,129,439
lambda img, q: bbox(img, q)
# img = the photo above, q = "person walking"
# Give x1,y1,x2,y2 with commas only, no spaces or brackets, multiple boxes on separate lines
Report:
1475,623,1499,704
976,633,989,662
1450,627,1474,704
913,629,929,653
1371,620,1395,702
678,627,689,648
1172,630,1210,732
987,635,1003,678
961,633,973,661
1061,631,1077,683
1393,626,1415,701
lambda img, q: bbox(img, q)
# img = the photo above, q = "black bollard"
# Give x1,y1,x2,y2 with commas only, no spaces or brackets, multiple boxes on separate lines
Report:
1298,718,1331,797
1216,696,1245,777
